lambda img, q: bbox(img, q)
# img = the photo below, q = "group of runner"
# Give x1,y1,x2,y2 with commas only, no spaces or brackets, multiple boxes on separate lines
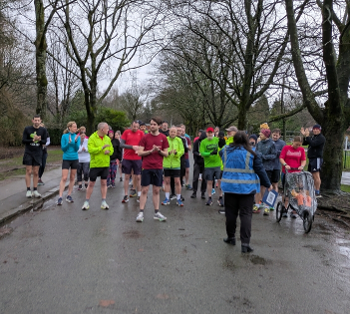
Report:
22,115,326,224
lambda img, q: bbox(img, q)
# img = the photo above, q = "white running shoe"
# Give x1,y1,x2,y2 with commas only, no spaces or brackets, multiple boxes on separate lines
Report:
136,212,144,222
154,212,167,221
82,201,90,210
101,200,109,210
26,190,32,198
32,190,41,198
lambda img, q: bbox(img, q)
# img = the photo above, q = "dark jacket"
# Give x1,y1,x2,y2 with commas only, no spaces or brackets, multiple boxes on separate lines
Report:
110,138,122,161
159,129,169,137
253,153,271,188
193,132,207,166
303,133,326,159
272,138,286,170
256,138,277,171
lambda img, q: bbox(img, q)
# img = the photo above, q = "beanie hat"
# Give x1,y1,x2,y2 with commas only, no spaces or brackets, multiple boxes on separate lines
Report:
108,130,114,134
261,129,271,138
249,134,258,142
313,124,321,130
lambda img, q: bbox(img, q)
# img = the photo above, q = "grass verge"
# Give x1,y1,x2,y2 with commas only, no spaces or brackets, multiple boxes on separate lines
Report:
341,185,350,193
0,147,63,181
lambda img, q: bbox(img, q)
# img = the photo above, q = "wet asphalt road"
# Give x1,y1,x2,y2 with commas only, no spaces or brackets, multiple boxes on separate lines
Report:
1,180,350,314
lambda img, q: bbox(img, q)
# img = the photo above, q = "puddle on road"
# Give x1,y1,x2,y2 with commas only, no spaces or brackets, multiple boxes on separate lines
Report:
249,255,267,265
336,238,350,258
122,230,143,239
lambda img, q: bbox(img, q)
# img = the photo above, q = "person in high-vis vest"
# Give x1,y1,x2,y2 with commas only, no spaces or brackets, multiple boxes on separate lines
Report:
220,131,272,253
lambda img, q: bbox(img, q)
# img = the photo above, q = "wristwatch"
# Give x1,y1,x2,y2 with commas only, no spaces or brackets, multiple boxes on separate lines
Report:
283,163,287,166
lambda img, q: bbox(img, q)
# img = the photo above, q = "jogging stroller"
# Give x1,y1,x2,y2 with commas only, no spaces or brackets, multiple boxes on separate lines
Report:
275,168,317,233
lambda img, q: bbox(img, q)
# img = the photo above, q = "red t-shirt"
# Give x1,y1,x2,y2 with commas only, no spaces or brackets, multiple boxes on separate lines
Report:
121,129,144,160
139,133,169,169
280,145,306,173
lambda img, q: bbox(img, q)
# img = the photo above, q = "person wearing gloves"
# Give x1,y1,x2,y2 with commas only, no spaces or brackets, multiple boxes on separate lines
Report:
254,128,277,215
57,121,81,205
77,129,90,191
220,131,272,253
199,127,221,206
162,126,185,206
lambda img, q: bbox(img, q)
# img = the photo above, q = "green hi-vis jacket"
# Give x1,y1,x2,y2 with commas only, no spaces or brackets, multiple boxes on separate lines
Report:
218,136,234,170
163,136,184,169
88,131,114,168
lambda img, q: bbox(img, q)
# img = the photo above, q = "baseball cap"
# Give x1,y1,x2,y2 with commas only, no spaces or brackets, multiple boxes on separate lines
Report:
226,126,238,132
313,124,321,130
206,127,214,133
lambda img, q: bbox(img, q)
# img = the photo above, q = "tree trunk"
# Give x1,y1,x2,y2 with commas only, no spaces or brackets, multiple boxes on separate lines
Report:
84,90,95,135
237,104,247,130
34,0,48,121
320,108,345,192
285,0,350,194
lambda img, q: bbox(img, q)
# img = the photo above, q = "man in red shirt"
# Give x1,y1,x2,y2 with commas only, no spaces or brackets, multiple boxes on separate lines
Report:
120,121,144,203
136,117,169,222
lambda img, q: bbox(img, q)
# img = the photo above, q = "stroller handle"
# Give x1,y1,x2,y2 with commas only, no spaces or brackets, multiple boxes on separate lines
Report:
285,167,302,173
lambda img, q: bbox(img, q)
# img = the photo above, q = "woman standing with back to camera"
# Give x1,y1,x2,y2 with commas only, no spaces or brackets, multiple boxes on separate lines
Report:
220,131,272,253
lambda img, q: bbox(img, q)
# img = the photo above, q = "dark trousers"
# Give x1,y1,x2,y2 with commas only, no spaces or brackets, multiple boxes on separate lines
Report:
77,162,90,182
180,157,186,186
38,152,48,179
224,193,254,244
192,163,206,193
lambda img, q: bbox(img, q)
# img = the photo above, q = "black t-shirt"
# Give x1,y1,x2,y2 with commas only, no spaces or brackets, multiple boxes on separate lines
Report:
22,126,47,157
159,129,169,137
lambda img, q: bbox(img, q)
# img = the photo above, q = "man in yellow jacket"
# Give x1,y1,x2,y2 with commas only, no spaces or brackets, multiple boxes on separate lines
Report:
161,126,185,206
82,122,114,210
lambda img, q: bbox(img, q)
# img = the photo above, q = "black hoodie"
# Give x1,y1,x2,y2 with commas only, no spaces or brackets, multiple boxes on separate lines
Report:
303,133,326,159
193,132,207,166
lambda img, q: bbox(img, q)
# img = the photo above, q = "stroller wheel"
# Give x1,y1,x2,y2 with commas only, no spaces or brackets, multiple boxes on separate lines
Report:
303,210,313,233
276,201,283,222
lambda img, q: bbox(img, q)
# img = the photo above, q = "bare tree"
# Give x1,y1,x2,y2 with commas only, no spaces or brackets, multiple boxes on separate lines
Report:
34,0,77,120
153,50,235,132
286,0,350,192
50,0,166,133
46,31,80,124
164,0,293,130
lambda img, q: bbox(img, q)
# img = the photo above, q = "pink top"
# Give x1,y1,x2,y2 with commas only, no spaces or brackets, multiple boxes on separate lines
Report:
280,145,306,173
